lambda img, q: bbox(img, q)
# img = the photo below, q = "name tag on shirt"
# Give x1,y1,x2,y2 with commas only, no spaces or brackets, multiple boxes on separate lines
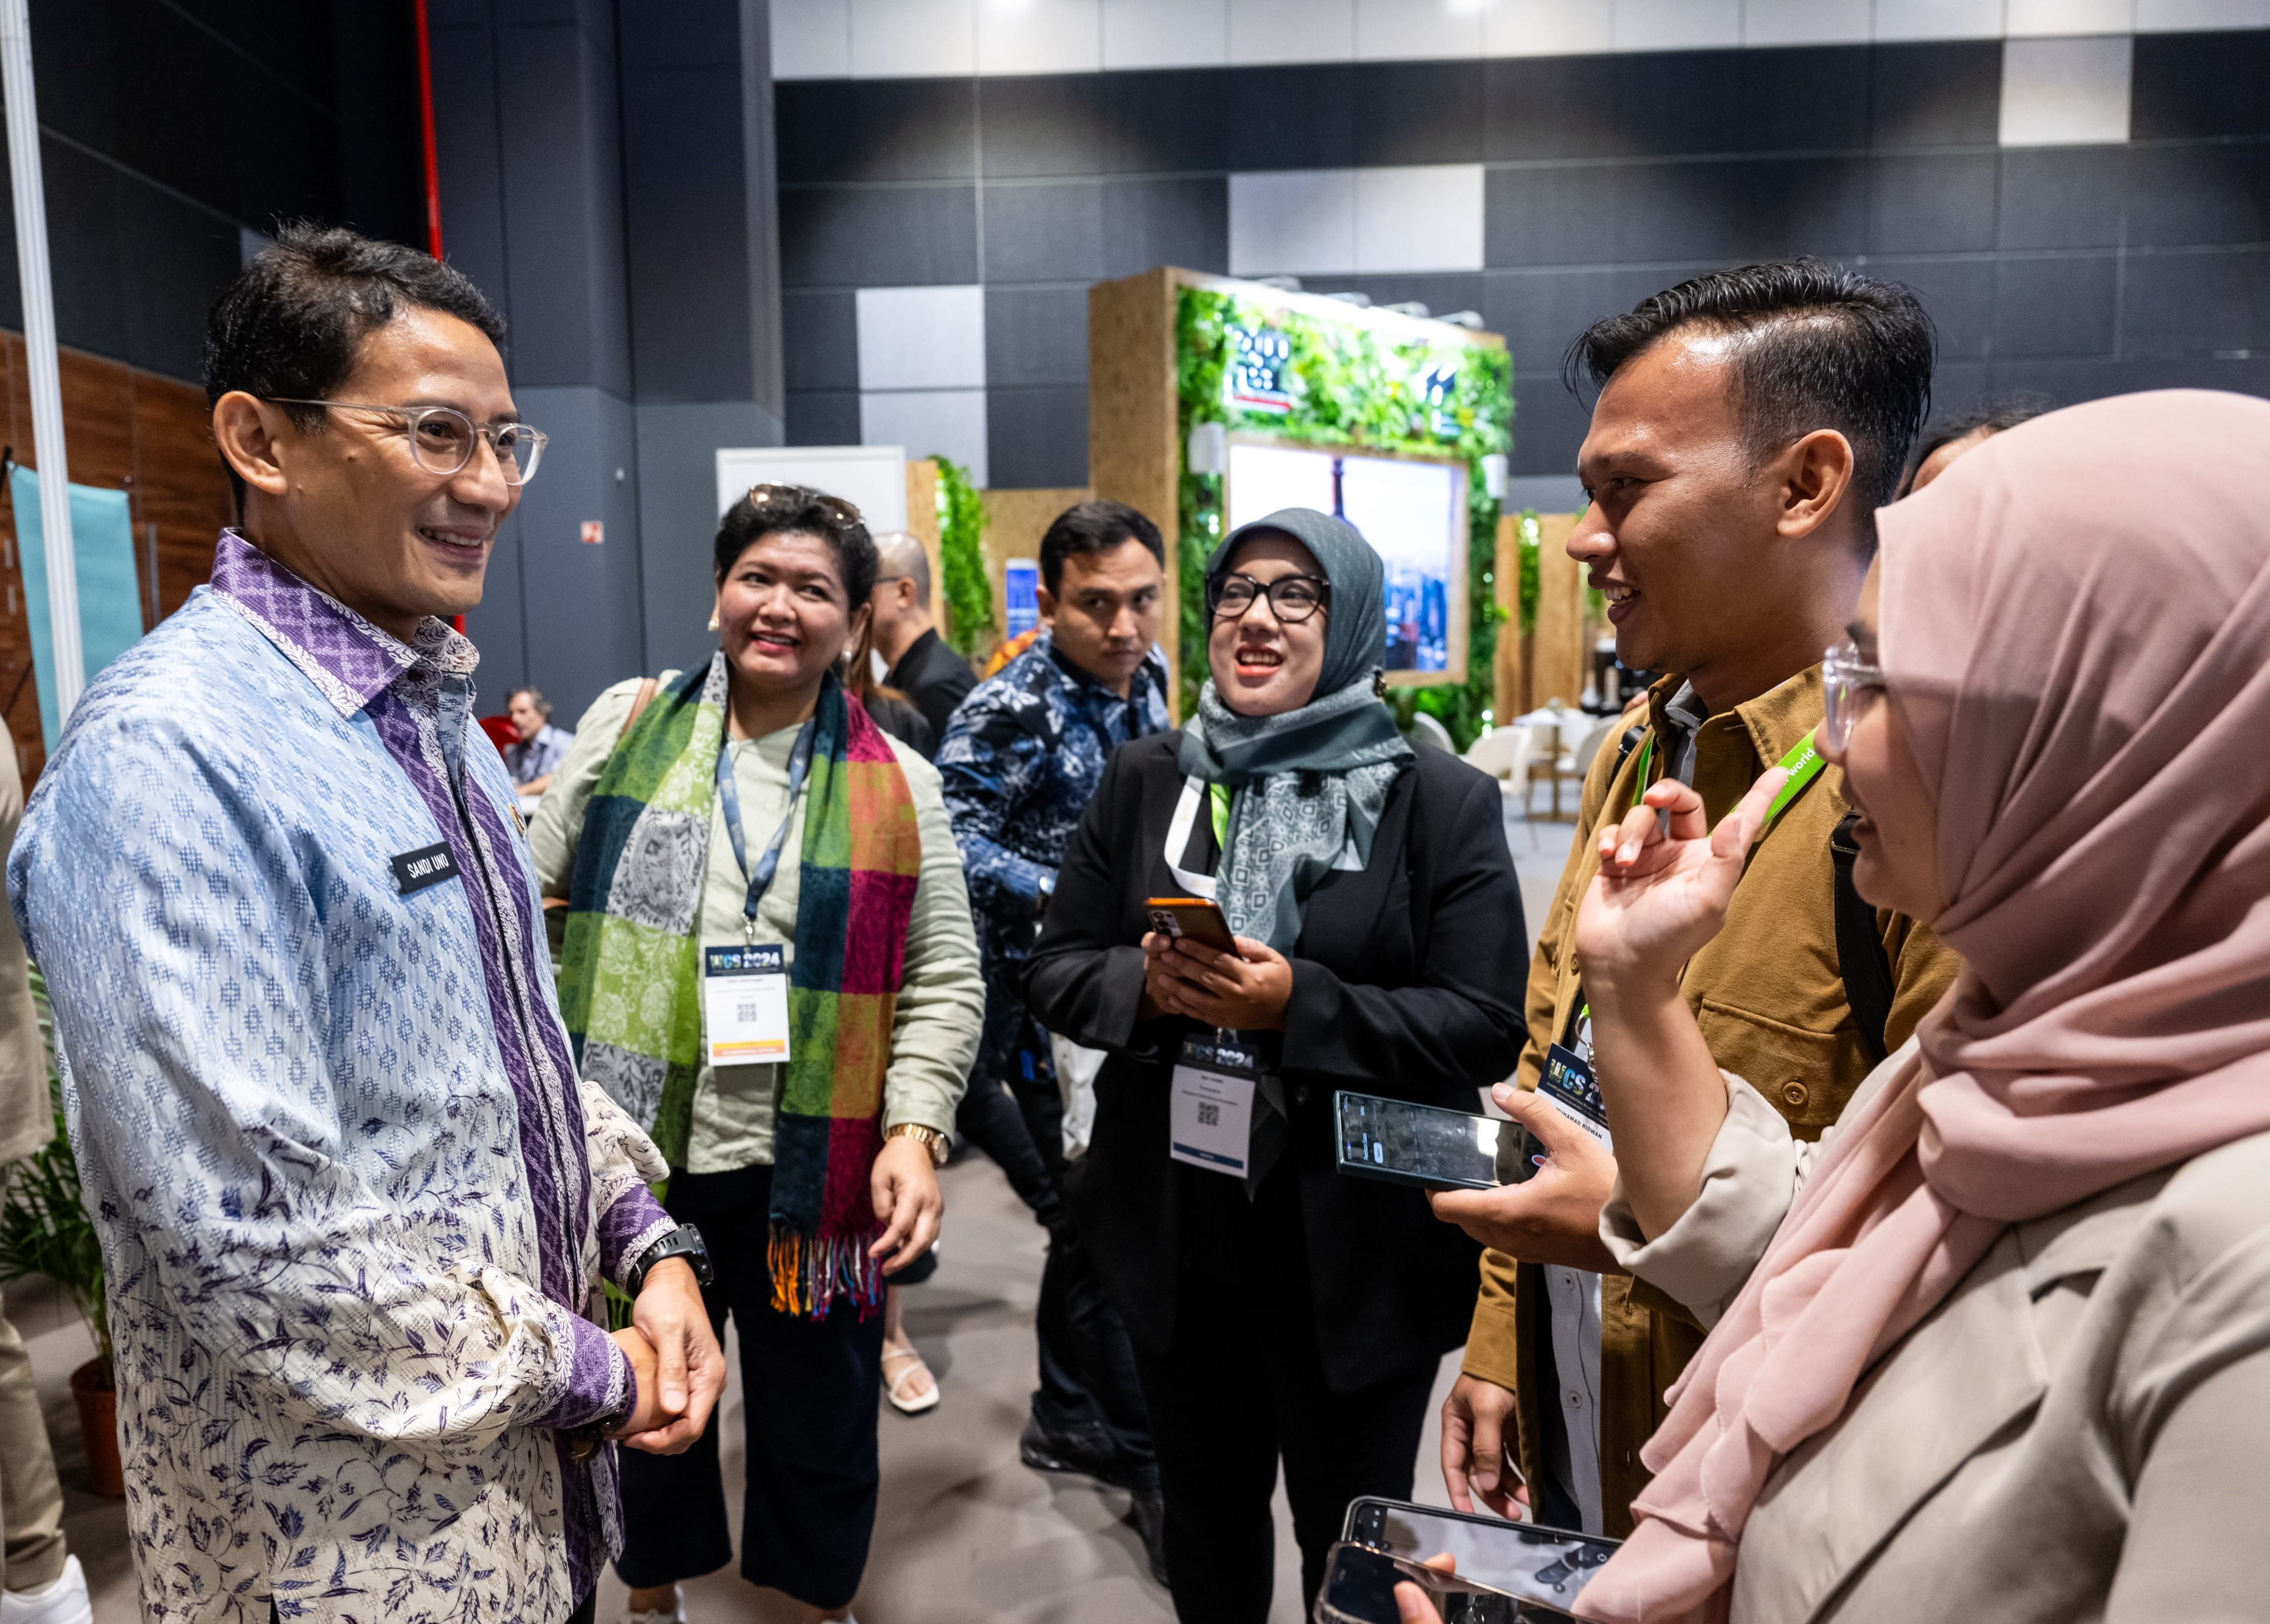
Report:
1540,1042,1613,1152
703,943,791,1066
1169,1035,1259,1177
391,842,461,896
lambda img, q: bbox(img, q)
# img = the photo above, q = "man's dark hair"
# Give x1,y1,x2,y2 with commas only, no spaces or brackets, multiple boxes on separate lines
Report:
1905,395,2051,488
204,223,506,503
509,686,551,719
715,484,878,607
1564,258,1936,515
1038,500,1165,594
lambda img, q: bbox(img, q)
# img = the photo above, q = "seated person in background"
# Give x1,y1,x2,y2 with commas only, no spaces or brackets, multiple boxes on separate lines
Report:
869,530,975,742
1025,507,1528,1623
504,683,574,802
1431,391,2270,1624
1428,260,1960,1539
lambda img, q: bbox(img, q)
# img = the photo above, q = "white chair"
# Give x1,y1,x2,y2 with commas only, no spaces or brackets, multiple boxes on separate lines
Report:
1462,726,1538,852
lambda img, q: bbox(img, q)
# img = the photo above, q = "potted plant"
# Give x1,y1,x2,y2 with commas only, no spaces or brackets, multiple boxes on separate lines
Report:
0,968,118,1496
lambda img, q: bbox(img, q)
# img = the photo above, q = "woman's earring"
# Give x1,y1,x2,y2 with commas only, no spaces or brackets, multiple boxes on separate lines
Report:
707,609,721,632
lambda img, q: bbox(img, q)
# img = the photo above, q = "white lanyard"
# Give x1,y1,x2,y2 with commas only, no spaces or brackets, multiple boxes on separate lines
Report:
1163,773,1218,899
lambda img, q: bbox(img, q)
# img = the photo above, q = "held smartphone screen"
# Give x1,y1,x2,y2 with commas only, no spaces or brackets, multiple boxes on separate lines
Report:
1334,1092,1531,1192
1340,1498,1616,1615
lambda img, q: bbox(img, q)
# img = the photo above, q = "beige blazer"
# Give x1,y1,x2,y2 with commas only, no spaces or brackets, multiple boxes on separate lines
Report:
0,722,49,1165
1603,1043,2270,1623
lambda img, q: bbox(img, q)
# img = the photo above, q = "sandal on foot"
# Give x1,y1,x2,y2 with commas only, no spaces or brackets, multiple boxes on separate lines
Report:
881,1345,940,1415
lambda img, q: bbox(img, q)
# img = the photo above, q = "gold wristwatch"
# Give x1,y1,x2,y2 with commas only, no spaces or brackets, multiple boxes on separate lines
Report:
884,1122,950,1167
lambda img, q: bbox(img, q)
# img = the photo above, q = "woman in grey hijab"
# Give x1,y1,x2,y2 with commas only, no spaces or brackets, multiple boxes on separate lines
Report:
1026,507,1530,1622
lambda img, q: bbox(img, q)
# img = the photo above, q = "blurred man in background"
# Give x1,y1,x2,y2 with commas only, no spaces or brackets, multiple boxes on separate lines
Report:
870,532,975,743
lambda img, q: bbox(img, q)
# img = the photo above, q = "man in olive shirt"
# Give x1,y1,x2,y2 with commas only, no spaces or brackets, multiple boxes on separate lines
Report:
1430,261,1962,1535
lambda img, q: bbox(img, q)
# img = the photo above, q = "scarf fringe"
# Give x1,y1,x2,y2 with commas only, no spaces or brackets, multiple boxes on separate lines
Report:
768,1223,886,1321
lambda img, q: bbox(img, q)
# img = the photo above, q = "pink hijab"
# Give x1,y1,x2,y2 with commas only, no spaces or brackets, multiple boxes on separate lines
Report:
1576,390,2270,1622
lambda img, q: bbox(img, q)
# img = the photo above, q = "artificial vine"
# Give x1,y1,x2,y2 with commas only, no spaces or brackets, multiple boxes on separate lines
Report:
932,455,994,658
1175,287,1514,746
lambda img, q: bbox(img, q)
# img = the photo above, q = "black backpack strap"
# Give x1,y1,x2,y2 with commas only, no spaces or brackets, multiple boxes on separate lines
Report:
1830,810,1895,1064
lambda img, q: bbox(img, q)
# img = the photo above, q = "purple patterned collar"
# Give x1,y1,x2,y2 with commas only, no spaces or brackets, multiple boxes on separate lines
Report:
208,528,478,717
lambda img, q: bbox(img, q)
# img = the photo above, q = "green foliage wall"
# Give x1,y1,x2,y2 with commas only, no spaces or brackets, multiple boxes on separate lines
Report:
1174,287,1514,746
932,455,995,658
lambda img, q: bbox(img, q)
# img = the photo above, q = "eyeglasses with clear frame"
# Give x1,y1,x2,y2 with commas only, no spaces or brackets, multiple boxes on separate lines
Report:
1821,640,1886,753
266,399,548,487
1208,572,1331,624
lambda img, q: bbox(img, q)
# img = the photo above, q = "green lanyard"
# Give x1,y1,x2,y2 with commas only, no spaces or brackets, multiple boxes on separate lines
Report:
1628,730,1826,842
1209,781,1232,851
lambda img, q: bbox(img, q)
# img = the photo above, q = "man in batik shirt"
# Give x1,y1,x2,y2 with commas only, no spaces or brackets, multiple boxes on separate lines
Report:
936,501,1170,1559
9,227,722,1624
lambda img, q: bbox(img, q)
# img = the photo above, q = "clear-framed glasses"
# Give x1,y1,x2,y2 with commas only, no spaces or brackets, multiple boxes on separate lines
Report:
266,399,548,486
1208,572,1331,624
1821,640,1886,753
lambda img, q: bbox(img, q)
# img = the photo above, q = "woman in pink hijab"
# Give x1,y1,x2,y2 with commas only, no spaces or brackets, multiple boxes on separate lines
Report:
1398,390,2270,1623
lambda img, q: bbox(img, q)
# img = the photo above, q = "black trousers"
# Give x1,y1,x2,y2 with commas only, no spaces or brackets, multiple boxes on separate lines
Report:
1133,1268,1439,1624
615,1164,885,1611
959,1020,1153,1472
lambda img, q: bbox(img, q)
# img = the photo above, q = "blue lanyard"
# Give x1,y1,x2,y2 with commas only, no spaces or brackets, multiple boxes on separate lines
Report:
715,717,817,941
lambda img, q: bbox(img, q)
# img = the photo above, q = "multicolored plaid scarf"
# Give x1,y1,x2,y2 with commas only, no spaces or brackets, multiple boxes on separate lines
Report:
557,655,922,1317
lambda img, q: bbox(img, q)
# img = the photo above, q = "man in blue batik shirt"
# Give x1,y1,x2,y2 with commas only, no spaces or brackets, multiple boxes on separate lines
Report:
937,500,1171,1570
9,227,723,1624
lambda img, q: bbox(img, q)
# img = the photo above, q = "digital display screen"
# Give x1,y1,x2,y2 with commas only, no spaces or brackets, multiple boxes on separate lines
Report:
1222,441,1462,675
1337,1092,1511,1190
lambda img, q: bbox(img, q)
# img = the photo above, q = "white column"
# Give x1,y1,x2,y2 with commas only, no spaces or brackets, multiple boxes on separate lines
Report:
0,0,82,720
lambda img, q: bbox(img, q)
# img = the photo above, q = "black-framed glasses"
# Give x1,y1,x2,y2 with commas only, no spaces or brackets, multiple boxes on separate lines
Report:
1208,572,1331,624
1821,640,1886,753
267,398,547,486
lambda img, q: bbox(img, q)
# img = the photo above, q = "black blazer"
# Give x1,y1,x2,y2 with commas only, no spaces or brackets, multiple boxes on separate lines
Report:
1025,731,1529,1393
885,627,978,743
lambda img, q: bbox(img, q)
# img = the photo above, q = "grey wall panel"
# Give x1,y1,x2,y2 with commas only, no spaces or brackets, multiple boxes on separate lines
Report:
982,181,1105,284
1101,69,1232,175
979,76,1109,180
2130,30,2266,140
1510,370,1591,478
120,180,239,384
1861,256,1997,360
2120,248,2262,356
1929,358,1993,418
987,386,1088,491
742,0,783,421
985,286,1088,388
39,142,129,364
1484,165,1608,267
1100,177,1227,276
619,46,758,402
1301,272,1489,323
2122,144,2263,247
786,388,860,445
1996,148,2128,251
1867,153,1999,254
637,398,781,686
491,4,633,394
1353,60,1485,167
430,13,512,328
776,78,978,184
779,185,979,287
1218,65,1358,172
499,384,647,722
1869,41,2003,148
784,289,859,391
331,1,427,246
1993,254,2119,357
1729,47,1872,153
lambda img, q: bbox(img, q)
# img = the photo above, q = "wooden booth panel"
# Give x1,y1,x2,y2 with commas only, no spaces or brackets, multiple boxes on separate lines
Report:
978,487,1092,644
0,334,230,785
1529,515,1587,714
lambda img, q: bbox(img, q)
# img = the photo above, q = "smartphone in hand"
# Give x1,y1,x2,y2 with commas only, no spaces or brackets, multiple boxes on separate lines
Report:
1145,895,1239,953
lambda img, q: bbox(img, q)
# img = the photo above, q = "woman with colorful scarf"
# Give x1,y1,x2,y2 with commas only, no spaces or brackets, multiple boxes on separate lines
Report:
1401,393,2270,1623
532,485,983,1624
1025,507,1529,1622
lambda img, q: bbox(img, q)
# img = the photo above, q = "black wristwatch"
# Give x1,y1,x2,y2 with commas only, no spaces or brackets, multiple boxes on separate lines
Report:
627,1224,714,1296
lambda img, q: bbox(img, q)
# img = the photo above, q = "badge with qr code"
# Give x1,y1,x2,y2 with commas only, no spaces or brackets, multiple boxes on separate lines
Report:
1169,1035,1258,1178
702,943,791,1066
